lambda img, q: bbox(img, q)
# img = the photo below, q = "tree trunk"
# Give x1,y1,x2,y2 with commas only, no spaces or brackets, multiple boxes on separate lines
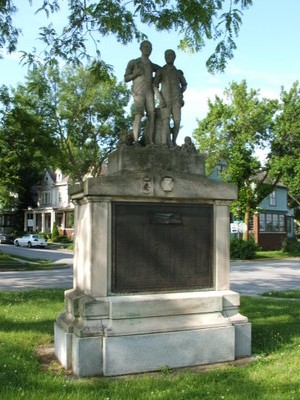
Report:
243,204,251,241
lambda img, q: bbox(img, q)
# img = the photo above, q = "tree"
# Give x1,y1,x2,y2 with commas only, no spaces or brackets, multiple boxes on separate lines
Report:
1,0,253,73
0,83,58,210
24,63,131,182
193,80,281,240
0,63,131,207
270,82,300,208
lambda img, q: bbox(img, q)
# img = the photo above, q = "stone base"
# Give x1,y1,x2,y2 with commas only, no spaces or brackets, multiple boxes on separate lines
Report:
107,145,206,176
103,326,235,376
54,290,251,377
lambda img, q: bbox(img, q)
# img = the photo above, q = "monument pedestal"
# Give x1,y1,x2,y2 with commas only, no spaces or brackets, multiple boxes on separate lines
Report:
54,146,251,376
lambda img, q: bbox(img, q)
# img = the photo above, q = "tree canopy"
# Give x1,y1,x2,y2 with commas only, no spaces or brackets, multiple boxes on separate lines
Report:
193,80,300,239
0,82,58,210
270,82,300,207
0,63,131,208
1,0,253,73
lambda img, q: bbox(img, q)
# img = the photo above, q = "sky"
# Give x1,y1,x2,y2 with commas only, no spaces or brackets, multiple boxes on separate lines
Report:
1,0,300,145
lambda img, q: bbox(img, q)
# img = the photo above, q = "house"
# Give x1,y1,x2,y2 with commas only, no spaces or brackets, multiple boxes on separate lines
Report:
0,191,20,235
0,209,17,234
24,169,74,237
209,165,295,250
250,185,294,250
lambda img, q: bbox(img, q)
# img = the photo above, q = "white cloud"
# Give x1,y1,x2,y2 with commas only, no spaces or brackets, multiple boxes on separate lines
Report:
227,65,298,92
178,86,224,143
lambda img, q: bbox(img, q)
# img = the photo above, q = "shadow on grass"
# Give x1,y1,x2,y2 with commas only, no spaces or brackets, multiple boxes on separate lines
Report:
1,291,300,399
241,296,300,354
0,289,64,334
0,288,64,305
0,316,59,334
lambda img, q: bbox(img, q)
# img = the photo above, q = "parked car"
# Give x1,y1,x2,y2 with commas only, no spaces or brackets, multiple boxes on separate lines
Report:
0,233,15,244
14,234,47,248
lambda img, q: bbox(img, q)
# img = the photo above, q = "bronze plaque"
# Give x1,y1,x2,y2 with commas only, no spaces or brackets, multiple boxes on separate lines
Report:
112,202,213,293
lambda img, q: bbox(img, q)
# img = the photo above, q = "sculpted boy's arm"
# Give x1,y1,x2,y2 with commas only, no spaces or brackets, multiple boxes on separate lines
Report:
124,60,134,82
153,67,162,88
124,59,141,83
179,70,187,93
152,63,161,73
153,68,166,107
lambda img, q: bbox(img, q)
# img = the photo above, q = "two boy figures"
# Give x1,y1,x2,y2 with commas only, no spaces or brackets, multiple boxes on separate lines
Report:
124,40,187,147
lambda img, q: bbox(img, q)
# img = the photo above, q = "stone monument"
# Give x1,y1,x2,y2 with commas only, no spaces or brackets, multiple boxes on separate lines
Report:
54,45,251,377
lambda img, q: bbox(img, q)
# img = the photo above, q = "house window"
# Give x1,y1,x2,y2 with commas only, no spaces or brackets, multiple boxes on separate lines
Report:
66,211,74,228
56,172,62,182
259,213,285,232
41,191,51,205
269,191,276,207
0,214,13,227
57,191,63,204
286,217,293,235
216,164,225,176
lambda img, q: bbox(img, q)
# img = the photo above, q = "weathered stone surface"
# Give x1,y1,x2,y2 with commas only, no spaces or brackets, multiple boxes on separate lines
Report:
103,326,235,376
54,144,251,377
69,173,236,202
108,146,205,175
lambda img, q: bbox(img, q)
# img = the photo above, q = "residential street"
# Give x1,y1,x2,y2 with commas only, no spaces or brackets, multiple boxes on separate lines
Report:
230,258,300,295
0,267,73,291
0,253,300,294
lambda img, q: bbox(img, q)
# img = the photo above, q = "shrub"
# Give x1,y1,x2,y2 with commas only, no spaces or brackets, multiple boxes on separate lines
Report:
51,221,59,241
54,235,72,244
39,232,49,240
282,238,300,254
230,237,259,260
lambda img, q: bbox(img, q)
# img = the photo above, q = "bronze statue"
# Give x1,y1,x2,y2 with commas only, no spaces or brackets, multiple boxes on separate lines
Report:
124,40,160,145
153,49,187,146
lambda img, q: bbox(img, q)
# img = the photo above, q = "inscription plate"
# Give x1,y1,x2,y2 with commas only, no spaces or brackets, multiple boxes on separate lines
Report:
112,202,213,293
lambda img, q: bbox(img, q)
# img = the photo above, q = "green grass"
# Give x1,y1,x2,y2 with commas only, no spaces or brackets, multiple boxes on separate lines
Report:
255,250,300,259
1,289,300,399
0,251,67,271
261,289,300,299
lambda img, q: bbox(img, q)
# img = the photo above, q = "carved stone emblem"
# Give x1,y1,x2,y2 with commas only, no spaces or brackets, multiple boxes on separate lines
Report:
161,177,174,192
141,176,153,194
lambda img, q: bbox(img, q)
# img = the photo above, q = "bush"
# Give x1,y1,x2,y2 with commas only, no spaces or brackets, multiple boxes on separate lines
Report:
282,238,300,254
53,235,72,244
230,237,259,260
51,221,59,241
39,232,49,240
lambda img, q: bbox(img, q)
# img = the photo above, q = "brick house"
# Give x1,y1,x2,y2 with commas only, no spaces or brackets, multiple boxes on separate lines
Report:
209,165,295,250
250,185,294,250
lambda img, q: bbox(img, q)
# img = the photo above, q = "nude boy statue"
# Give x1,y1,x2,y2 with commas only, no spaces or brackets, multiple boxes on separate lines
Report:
124,40,160,145
153,49,187,146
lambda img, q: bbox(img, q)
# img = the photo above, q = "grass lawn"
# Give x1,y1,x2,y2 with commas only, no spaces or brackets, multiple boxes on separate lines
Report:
255,250,300,259
0,251,67,271
1,289,300,399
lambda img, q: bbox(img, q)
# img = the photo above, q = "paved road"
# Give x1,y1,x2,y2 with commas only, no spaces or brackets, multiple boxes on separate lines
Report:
230,258,300,295
0,244,73,291
0,255,300,294
0,267,73,291
0,243,73,263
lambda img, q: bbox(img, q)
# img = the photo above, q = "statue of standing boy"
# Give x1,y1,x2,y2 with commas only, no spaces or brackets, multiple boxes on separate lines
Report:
124,40,160,145
153,49,187,146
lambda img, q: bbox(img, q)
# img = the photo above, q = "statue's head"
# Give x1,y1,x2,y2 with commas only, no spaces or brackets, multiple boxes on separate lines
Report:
140,40,152,56
165,49,176,64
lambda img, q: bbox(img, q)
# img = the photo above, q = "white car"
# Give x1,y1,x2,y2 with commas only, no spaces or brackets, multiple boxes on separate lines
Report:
14,234,48,248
